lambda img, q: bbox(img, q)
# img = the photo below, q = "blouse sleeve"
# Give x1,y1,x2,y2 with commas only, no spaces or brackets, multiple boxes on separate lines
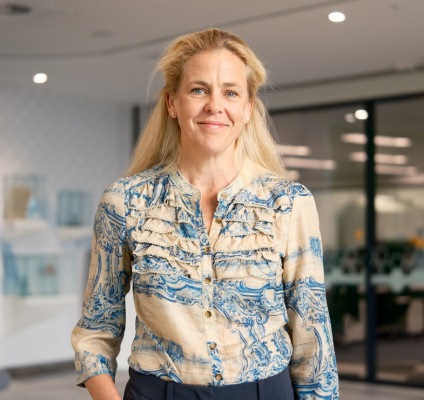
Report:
282,188,339,399
70,180,133,388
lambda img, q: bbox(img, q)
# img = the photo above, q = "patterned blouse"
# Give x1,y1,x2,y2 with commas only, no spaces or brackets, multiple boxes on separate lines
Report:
71,164,339,399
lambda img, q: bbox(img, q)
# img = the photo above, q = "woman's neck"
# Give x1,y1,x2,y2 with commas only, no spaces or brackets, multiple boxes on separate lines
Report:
177,148,239,194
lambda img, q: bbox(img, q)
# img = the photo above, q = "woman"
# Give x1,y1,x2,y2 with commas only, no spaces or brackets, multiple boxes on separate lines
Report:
71,28,339,400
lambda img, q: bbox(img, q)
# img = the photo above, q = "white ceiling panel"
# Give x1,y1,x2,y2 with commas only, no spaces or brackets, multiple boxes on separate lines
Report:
0,0,423,104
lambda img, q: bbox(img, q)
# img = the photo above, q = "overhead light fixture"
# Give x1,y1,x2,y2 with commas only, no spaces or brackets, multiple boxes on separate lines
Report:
349,152,367,162
341,133,412,147
375,153,408,165
355,110,368,120
350,151,408,165
344,113,356,123
328,12,346,22
33,73,47,84
343,133,367,144
284,157,336,170
374,135,411,147
375,165,416,176
276,144,310,156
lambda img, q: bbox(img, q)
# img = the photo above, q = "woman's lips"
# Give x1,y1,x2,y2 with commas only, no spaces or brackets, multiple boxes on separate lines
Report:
198,121,228,129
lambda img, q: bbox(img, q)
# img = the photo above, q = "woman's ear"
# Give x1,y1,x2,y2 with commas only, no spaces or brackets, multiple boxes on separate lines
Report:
166,93,176,117
245,100,254,122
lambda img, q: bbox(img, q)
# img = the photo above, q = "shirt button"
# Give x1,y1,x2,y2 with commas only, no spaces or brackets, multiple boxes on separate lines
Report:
205,310,212,318
221,192,228,199
215,373,222,381
215,217,222,224
209,343,216,350
204,277,211,284
204,246,210,254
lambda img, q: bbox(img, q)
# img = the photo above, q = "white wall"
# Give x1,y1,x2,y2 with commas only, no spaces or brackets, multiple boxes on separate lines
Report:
0,83,133,369
0,83,133,228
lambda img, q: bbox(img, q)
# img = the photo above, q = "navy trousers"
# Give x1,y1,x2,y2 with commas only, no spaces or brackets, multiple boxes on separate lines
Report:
123,367,295,400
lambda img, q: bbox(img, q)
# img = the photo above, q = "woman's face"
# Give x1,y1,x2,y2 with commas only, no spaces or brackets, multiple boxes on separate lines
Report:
167,50,253,159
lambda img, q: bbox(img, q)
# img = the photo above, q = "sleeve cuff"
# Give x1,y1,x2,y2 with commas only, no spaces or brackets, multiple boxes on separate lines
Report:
75,351,117,388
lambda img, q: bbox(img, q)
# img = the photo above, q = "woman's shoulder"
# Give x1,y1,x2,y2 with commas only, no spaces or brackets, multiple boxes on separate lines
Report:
104,165,169,195
250,171,313,205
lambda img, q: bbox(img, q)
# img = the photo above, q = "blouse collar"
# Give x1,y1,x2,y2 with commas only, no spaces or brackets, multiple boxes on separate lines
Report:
168,164,245,200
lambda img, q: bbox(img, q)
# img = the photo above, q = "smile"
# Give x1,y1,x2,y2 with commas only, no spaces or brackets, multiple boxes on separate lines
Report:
198,121,228,129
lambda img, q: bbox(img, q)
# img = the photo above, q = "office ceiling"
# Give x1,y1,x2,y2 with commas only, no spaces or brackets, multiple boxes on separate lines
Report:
0,0,423,104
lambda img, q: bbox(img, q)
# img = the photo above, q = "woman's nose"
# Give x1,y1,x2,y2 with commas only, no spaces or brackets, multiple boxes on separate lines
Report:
204,92,223,114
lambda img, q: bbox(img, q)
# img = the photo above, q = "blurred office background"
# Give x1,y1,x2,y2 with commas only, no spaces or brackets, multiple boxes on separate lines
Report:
1,1,424,398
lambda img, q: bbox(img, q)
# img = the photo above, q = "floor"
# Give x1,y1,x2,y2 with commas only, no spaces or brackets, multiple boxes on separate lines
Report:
1,370,424,400
334,336,424,384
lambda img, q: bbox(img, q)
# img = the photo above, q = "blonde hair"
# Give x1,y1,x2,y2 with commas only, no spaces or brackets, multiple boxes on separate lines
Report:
124,28,288,181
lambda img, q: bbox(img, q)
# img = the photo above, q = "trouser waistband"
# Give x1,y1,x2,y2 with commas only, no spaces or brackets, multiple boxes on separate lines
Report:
124,366,295,400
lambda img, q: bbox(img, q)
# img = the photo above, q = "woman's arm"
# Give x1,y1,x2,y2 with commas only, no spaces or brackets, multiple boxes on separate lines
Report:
282,187,339,400
71,179,132,392
85,374,122,400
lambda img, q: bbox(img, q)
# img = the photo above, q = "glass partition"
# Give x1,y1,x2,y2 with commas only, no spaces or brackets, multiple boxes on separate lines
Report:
271,104,367,379
374,97,424,385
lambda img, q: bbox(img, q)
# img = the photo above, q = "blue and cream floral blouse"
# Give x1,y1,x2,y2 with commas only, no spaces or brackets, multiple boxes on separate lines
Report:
71,164,339,399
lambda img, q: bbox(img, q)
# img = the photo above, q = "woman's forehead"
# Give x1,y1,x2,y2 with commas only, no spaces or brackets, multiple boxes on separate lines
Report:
181,50,248,86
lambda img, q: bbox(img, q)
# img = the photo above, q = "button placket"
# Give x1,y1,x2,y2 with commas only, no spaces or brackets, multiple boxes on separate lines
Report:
207,340,224,386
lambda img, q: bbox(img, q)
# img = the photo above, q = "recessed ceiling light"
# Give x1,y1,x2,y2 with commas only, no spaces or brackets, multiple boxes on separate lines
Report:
375,153,408,165
284,157,336,170
349,152,367,162
328,12,346,22
375,165,416,176
345,113,356,123
341,133,412,147
355,110,368,120
276,144,310,156
341,133,367,144
349,151,408,165
33,73,47,84
375,135,411,147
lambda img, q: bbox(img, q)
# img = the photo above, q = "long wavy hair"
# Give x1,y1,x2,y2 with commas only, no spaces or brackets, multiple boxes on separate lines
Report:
123,28,287,181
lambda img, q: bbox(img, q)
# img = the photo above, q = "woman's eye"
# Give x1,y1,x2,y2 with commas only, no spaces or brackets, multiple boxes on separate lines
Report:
192,88,205,94
226,91,238,97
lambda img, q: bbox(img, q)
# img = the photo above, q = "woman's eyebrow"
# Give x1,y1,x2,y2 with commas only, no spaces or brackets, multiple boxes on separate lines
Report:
189,80,209,86
188,81,242,88
223,82,241,88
